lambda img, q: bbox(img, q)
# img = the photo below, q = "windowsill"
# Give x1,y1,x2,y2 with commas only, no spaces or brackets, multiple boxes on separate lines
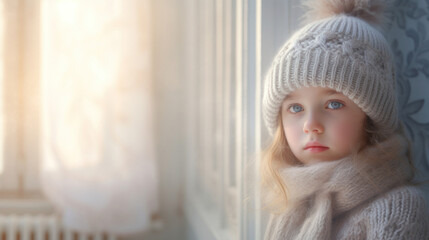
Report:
0,192,55,215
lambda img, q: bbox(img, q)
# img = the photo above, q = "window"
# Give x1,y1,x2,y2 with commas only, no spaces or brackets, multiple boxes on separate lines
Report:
0,1,3,176
183,0,303,239
0,2,157,233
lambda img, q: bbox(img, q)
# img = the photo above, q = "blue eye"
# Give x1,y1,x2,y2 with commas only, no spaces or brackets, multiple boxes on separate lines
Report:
327,101,344,109
289,104,303,113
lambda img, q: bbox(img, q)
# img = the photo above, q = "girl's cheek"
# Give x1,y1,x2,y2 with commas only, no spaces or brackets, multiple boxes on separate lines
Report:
332,117,365,146
283,122,302,148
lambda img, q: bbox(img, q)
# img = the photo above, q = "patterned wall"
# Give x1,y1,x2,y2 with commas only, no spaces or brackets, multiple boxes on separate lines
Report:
386,0,429,187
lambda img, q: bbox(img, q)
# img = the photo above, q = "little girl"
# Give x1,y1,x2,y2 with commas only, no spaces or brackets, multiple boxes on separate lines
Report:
261,0,429,239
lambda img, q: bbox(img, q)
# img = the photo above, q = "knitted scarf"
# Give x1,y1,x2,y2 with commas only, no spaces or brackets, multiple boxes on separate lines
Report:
264,133,413,240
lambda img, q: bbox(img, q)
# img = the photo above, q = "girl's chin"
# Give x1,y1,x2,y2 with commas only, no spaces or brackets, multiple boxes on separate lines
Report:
299,157,340,165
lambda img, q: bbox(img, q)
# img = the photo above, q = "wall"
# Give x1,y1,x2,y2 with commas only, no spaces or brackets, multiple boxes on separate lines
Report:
386,0,429,204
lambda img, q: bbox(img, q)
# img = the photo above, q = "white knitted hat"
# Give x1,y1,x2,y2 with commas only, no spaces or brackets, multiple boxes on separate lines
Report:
263,0,398,136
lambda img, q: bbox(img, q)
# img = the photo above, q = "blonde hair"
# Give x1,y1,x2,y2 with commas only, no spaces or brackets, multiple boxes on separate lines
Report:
260,114,416,214
260,114,297,213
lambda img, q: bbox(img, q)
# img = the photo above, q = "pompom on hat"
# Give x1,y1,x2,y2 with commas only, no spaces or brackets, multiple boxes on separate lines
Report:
263,0,398,136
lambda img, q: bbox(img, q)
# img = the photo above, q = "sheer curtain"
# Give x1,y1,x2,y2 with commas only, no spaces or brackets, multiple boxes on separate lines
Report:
40,0,157,235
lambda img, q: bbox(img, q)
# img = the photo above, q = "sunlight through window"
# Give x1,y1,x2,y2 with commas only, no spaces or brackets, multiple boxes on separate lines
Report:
41,0,127,171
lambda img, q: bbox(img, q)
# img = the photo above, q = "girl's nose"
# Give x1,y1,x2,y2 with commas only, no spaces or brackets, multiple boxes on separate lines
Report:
303,114,324,134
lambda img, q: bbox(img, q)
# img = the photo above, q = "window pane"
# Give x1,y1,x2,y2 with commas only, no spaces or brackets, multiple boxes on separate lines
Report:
228,0,236,188
0,1,4,175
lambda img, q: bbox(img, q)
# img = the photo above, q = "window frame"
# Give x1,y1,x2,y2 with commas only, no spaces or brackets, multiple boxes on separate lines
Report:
184,0,303,239
0,0,42,194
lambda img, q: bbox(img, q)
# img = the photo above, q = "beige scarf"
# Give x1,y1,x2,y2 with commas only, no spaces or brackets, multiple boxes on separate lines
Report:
264,133,413,240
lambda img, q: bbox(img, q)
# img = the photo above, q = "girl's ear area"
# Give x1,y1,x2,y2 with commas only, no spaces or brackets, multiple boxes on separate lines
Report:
280,102,289,117
363,116,384,146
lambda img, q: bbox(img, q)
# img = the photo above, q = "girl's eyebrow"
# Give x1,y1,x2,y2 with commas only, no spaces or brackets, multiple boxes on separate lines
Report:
326,89,341,95
326,90,348,99
283,89,343,102
283,94,297,101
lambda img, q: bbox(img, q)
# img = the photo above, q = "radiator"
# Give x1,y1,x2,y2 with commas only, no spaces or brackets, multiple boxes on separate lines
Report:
0,215,117,240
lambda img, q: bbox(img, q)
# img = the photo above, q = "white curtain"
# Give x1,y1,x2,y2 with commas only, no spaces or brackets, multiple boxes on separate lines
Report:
40,0,157,235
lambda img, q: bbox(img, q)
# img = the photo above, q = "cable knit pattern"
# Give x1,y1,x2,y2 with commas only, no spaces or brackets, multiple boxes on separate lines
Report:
264,134,429,240
333,186,429,239
263,14,398,136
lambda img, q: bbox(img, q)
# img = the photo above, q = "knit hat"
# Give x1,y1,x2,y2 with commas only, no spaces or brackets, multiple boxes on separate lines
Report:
263,0,398,136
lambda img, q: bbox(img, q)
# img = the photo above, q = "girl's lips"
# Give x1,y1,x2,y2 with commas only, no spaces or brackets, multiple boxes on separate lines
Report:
305,146,329,153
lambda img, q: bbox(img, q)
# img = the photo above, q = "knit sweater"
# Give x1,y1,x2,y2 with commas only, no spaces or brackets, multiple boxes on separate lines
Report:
332,185,428,239
264,134,429,240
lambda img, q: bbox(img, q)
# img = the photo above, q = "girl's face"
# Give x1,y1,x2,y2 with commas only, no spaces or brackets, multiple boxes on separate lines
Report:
281,87,366,165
